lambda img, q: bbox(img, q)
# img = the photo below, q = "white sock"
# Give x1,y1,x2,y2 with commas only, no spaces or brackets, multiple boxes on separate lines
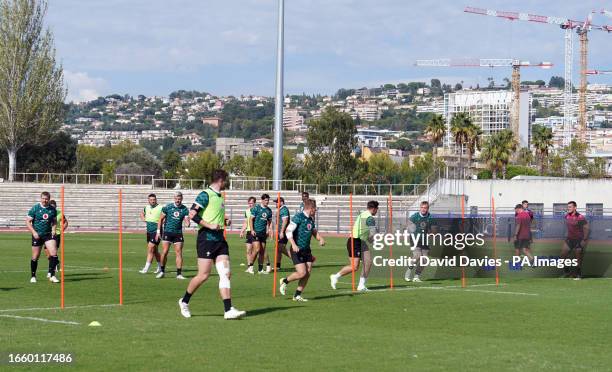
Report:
333,272,341,279
143,262,151,271
358,276,366,287
156,262,161,269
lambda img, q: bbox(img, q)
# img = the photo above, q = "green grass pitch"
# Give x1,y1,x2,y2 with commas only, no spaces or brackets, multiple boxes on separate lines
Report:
2,232,611,371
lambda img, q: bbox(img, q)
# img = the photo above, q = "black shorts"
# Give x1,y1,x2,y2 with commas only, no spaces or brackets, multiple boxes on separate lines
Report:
53,235,61,247
565,239,583,250
147,232,161,245
253,232,267,244
291,248,313,265
346,238,368,258
514,239,531,249
278,233,288,245
163,232,184,244
32,234,54,247
245,231,254,244
197,232,229,260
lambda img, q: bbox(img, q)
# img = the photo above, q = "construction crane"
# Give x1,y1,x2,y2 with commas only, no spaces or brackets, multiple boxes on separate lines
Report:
464,6,612,144
415,58,552,145
585,69,612,75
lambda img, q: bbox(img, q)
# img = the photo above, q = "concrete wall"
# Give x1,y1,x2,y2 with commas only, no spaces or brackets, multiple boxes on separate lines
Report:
436,178,612,213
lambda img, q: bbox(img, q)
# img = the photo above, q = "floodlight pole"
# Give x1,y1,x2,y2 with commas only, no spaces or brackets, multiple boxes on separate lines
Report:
272,0,285,191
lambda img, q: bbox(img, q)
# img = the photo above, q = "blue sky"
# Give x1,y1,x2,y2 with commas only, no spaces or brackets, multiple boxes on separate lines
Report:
46,0,612,102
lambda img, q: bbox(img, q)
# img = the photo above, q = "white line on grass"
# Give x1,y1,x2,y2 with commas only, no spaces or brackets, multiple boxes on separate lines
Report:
337,282,539,296
0,314,80,325
0,303,120,313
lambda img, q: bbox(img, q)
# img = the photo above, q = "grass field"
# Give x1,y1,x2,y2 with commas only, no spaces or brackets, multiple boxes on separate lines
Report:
2,232,612,371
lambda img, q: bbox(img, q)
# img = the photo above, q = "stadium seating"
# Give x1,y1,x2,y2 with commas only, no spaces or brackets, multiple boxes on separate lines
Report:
0,183,419,233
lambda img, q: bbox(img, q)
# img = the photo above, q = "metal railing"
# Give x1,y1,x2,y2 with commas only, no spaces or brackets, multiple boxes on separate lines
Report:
153,178,207,190
114,174,155,185
12,172,106,184
228,178,315,192
326,183,429,196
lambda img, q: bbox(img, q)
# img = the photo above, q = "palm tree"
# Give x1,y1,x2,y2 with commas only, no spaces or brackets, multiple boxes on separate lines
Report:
531,124,553,174
465,123,483,170
450,112,472,177
425,114,446,163
480,129,518,179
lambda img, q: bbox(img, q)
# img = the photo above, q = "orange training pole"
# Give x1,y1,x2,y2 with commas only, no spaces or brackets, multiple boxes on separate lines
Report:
118,189,124,305
349,194,355,292
461,194,466,288
272,192,281,296
389,192,394,289
492,196,499,286
60,186,65,309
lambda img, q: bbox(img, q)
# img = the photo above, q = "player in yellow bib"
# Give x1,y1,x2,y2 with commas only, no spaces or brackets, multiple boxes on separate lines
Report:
178,170,246,320
239,196,256,267
139,193,163,274
47,200,68,276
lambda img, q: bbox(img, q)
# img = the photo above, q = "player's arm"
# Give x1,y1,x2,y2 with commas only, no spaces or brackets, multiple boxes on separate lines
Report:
26,217,38,238
189,205,220,230
280,216,289,239
266,214,272,236
286,220,299,252
50,215,57,237
240,212,247,238
139,208,145,222
582,219,590,247
312,227,325,246
157,212,166,239
514,221,520,240
62,215,69,232
367,217,377,243
183,213,190,228
250,214,256,235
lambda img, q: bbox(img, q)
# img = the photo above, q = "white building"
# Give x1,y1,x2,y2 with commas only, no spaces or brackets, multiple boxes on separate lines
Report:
283,109,306,131
443,90,531,148
355,128,402,148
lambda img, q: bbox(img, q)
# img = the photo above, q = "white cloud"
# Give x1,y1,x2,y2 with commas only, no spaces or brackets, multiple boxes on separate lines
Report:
64,71,109,103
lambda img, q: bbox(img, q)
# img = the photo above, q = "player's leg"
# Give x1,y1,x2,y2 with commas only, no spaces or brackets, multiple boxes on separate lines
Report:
157,240,171,278
405,247,422,282
413,248,429,281
174,241,185,279
358,249,372,291
574,246,584,280
140,240,157,273
213,254,245,319
246,240,260,274
294,261,312,301
178,257,213,318
44,238,59,282
560,241,571,277
262,241,271,273
330,258,360,289
30,244,42,283
257,240,266,272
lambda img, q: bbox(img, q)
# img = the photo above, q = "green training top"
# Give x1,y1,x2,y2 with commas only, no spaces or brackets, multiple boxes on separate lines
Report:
194,188,225,242
162,203,189,234
27,203,57,236
250,204,272,234
409,212,435,234
279,205,290,234
352,210,376,241
55,209,64,235
144,204,163,234
290,212,316,250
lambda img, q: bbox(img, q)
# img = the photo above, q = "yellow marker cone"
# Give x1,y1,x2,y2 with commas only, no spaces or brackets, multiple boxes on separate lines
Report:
88,321,101,327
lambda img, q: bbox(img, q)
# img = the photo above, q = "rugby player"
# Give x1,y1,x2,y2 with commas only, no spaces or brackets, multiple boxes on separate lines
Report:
404,201,436,283
330,200,379,291
46,200,68,276
279,199,325,301
139,193,163,274
274,197,291,270
514,204,534,262
297,191,309,213
239,196,256,268
561,201,589,280
26,192,58,283
157,191,190,279
246,194,273,274
178,170,245,319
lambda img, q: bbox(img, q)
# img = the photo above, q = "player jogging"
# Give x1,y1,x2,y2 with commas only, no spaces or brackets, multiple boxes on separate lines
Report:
330,200,379,291
404,201,436,283
178,169,245,319
157,191,190,279
46,200,68,276
246,194,273,274
139,193,163,274
26,191,58,283
279,199,325,301
561,201,589,280
514,204,534,263
239,196,256,267
274,197,291,270
297,191,309,214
